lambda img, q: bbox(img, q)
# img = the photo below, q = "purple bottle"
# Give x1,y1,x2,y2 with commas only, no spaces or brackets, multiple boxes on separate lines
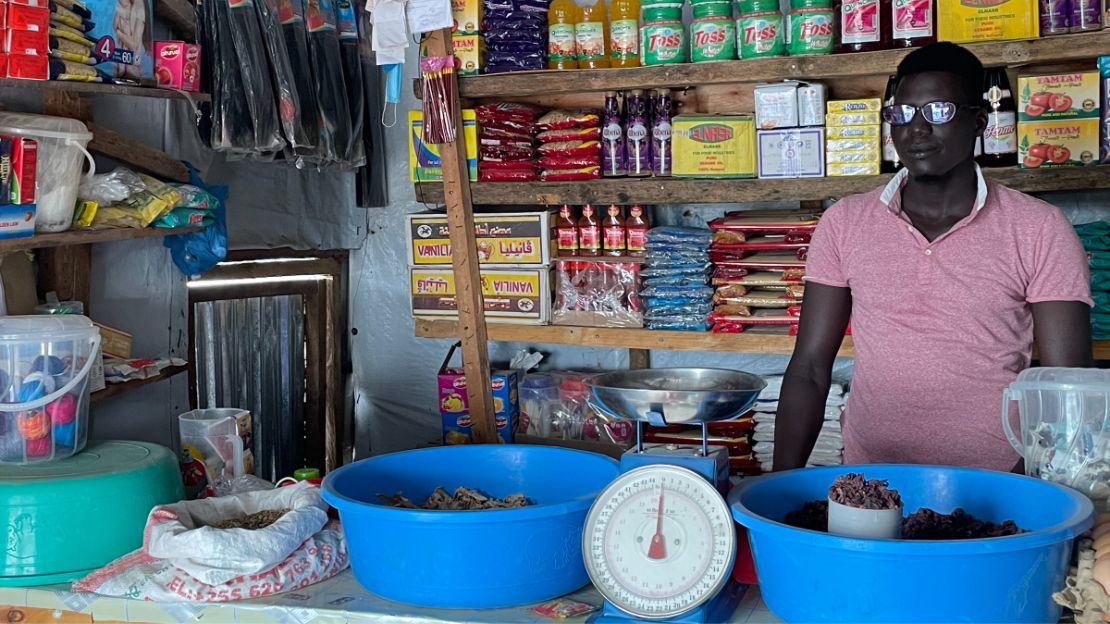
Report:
625,90,651,177
651,90,673,177
1040,0,1071,34
602,91,627,177
1070,0,1102,31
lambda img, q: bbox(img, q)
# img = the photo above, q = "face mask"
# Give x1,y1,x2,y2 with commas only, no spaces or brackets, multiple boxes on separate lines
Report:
382,62,402,127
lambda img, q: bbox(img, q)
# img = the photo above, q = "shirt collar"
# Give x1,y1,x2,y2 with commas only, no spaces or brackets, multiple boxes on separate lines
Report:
879,163,989,214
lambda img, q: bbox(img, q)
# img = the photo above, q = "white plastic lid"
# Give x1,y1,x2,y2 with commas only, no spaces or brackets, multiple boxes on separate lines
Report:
0,112,93,142
0,315,97,342
1008,367,1110,391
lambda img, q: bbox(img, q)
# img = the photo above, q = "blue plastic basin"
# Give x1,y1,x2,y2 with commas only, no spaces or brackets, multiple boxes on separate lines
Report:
322,445,619,609
729,465,1094,623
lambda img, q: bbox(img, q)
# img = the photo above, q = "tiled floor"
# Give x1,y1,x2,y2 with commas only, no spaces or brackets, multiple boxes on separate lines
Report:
733,586,784,624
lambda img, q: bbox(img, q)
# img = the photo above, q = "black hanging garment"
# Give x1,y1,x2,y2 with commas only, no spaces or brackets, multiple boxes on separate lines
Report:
224,0,284,154
256,0,315,151
336,0,365,167
302,0,353,166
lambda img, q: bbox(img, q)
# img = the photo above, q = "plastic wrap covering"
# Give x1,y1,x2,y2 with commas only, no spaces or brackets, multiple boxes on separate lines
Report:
279,0,321,159
552,260,642,328
305,0,354,167
256,0,315,152
337,0,366,166
226,0,284,155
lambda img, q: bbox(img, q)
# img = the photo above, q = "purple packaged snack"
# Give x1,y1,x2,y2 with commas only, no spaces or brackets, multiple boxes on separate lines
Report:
484,29,547,42
483,9,549,21
602,91,627,176
1070,0,1102,30
1040,0,1071,34
652,90,673,177
485,61,546,73
625,90,651,177
483,18,548,30
486,42,546,53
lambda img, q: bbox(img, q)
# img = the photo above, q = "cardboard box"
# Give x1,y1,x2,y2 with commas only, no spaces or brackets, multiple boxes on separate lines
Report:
827,162,881,176
154,41,201,92
754,82,800,130
0,203,34,238
672,114,756,178
797,83,826,127
407,211,554,266
826,149,881,163
11,137,35,203
408,109,478,182
939,0,1038,43
826,98,882,113
825,125,881,140
410,266,552,324
6,5,46,32
826,138,880,153
4,28,46,54
7,0,47,8
451,0,481,33
1019,118,1099,168
757,128,825,179
1018,72,1100,122
92,322,133,358
826,112,881,127
84,0,154,80
419,33,484,76
438,343,518,444
6,52,44,79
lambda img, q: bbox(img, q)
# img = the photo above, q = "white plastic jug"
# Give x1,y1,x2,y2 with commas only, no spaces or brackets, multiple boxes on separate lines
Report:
0,112,95,233
1002,367,1110,501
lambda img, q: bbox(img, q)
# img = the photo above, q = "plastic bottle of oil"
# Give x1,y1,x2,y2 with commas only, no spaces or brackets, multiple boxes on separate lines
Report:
549,0,579,69
575,0,611,69
610,0,641,67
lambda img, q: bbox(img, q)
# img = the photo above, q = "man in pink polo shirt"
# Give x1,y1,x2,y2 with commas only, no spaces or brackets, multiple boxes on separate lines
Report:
773,43,1093,472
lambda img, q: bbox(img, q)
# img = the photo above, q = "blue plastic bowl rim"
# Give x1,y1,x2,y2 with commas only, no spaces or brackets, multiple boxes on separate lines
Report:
321,445,620,524
728,464,1096,555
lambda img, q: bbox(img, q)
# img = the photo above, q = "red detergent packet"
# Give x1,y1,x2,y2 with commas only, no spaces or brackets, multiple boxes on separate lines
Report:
540,166,600,181
537,109,601,130
479,160,538,171
538,126,601,142
537,140,601,158
531,598,599,619
479,169,538,182
475,102,544,123
478,118,535,136
480,126,535,142
540,155,601,168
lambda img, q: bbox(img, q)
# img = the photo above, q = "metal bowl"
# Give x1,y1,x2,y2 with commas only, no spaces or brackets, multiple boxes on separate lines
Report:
586,368,766,424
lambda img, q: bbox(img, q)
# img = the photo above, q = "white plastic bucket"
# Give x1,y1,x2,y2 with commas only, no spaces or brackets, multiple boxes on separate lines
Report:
0,113,95,233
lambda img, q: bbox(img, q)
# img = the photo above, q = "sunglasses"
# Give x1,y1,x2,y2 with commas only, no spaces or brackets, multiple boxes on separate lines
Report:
881,101,980,126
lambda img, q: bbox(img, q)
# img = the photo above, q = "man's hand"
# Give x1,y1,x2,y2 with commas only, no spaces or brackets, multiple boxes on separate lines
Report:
773,283,852,472
1031,301,1091,367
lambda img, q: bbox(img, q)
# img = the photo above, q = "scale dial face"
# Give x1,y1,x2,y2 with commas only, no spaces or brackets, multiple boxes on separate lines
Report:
583,464,736,620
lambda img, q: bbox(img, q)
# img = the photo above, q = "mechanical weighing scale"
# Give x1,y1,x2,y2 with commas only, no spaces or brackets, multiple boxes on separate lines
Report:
583,368,766,623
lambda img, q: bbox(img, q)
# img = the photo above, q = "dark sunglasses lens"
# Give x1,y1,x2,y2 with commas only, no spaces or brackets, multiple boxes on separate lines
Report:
882,105,915,126
922,102,957,124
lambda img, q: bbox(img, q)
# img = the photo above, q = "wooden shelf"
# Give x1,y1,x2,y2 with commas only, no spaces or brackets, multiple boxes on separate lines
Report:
0,226,202,253
455,31,1110,98
0,78,210,102
91,364,188,403
416,166,1110,206
415,318,854,356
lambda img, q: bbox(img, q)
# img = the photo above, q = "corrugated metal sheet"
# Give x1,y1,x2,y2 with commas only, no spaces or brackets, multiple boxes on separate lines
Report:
194,296,306,481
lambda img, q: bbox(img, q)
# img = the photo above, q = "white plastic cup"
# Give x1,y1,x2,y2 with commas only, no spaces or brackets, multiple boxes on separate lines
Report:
827,498,903,539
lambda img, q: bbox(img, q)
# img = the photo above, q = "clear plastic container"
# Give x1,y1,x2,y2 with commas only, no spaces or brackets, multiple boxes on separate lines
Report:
0,112,95,233
0,315,101,464
178,408,251,488
1003,367,1110,502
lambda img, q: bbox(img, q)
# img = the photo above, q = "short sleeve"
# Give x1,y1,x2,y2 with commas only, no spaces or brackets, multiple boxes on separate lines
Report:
803,201,849,288
1026,207,1093,306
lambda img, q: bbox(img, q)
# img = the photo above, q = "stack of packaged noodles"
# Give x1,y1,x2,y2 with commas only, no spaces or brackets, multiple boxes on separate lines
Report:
536,109,602,182
642,227,712,331
482,0,548,73
1075,221,1110,339
751,376,846,473
707,210,818,333
475,102,542,182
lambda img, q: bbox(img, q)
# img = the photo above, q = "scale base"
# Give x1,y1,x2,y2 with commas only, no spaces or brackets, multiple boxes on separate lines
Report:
620,444,731,495
588,581,749,623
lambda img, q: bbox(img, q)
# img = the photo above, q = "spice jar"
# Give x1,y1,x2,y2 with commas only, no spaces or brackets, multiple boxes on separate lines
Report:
640,4,686,65
787,0,834,56
690,1,737,62
738,0,785,58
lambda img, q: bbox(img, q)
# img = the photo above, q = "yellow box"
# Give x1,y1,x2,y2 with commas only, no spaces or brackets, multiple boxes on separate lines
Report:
451,0,481,34
825,125,881,140
419,34,485,76
826,112,880,127
408,109,478,182
825,138,880,153
1018,118,1099,168
826,98,882,113
1018,72,1101,122
939,0,1038,43
410,267,551,324
826,149,881,164
405,211,555,266
827,162,881,176
672,115,756,178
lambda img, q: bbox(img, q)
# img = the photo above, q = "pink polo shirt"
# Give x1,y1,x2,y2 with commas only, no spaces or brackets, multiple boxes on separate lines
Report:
803,166,1092,471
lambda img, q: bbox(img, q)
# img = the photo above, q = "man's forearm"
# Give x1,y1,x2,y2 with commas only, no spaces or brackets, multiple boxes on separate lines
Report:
772,373,831,471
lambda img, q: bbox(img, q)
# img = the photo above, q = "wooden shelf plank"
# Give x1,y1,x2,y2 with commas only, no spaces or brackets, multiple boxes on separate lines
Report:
416,165,1110,206
0,78,210,102
92,364,188,403
0,226,202,253
417,319,1110,360
415,318,854,356
456,31,1110,98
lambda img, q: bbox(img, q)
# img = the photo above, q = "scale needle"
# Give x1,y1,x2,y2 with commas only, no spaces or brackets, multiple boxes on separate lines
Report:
648,487,666,560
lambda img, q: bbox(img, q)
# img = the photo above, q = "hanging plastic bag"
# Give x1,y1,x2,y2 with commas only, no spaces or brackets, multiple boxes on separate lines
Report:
164,169,228,277
279,0,321,163
224,0,284,154
256,0,314,151
304,0,353,166
336,0,365,166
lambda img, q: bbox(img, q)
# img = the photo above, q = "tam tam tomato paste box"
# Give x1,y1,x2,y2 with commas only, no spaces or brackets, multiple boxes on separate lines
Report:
672,114,755,178
1018,118,1099,168
410,266,552,323
438,342,518,444
406,211,554,265
1018,72,1100,122
154,41,201,92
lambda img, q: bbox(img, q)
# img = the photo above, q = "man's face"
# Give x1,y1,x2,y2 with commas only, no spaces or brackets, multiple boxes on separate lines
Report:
892,71,986,179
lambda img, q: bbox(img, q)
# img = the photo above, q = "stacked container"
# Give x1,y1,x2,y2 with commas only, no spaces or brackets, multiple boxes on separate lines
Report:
825,98,882,176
